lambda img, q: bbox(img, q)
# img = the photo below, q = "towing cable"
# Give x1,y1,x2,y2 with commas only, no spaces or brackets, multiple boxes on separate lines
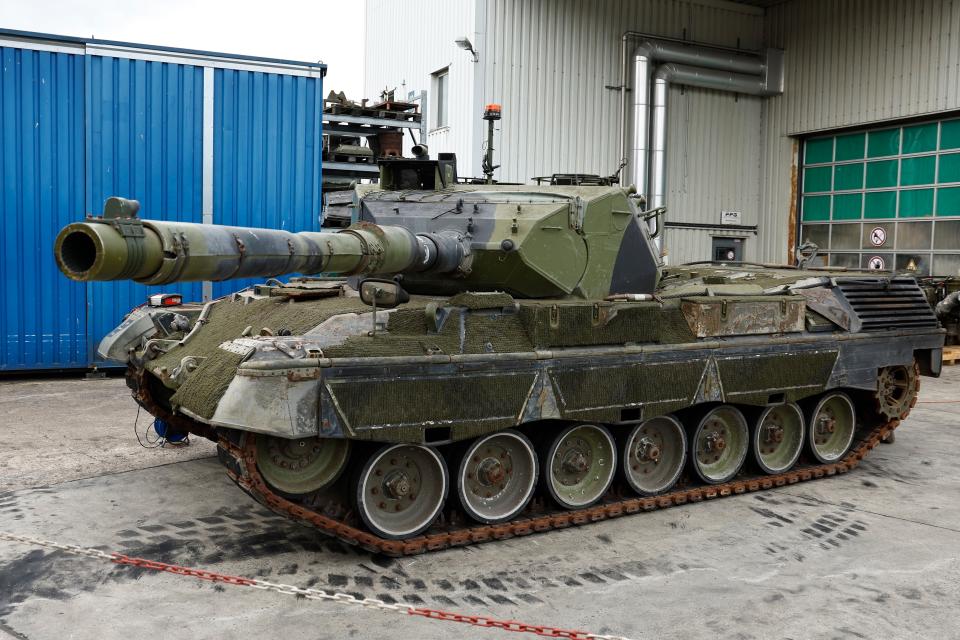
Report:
0,531,632,640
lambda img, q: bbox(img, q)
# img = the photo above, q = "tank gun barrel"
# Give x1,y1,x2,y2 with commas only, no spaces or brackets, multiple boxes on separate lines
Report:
54,197,469,285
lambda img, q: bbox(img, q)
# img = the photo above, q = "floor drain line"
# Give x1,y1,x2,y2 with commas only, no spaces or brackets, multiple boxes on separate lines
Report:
0,531,632,640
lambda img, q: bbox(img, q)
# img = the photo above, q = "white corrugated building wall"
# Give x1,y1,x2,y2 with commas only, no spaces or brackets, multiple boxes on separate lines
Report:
364,0,960,271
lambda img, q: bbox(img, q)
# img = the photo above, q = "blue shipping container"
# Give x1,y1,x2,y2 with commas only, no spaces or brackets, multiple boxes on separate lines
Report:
0,30,324,371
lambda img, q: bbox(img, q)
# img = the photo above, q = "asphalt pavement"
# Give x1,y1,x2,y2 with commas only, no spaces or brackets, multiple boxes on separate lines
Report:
1,368,958,640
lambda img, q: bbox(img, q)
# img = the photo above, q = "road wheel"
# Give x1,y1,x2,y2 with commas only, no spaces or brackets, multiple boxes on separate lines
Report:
752,403,805,474
622,416,686,496
356,444,448,540
543,424,616,509
807,392,856,463
457,430,538,524
256,435,350,495
691,405,749,484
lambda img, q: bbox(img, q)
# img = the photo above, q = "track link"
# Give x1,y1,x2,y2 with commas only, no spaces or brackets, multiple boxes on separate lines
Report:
130,368,904,557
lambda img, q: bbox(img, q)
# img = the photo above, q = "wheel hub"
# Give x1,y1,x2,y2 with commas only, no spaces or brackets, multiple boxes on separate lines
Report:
762,422,785,445
561,448,590,475
815,414,836,441
476,457,506,486
704,430,726,453
634,437,662,463
383,470,412,499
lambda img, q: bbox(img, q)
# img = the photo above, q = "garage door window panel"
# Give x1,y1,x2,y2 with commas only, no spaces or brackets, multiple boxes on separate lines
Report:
940,120,960,150
832,193,862,220
868,128,900,158
834,163,864,190
895,253,930,275
897,221,932,250
829,253,860,268
899,189,934,218
902,123,938,154
803,166,832,193
831,223,861,249
835,133,866,161
866,160,898,188
934,254,960,277
900,156,936,186
938,153,960,183
802,195,831,221
933,221,960,250
864,191,897,219
805,137,833,164
937,187,960,216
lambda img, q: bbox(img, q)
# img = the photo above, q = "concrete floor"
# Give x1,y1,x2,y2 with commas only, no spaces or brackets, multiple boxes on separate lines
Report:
1,369,958,640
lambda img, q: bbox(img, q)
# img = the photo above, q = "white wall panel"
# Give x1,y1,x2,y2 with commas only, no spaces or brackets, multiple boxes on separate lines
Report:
364,0,480,175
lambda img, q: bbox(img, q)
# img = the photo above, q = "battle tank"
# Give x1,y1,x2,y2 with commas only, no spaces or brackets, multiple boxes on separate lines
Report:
54,158,946,555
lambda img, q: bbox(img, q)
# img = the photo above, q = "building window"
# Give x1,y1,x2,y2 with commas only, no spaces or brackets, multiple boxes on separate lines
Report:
432,67,449,129
799,116,960,276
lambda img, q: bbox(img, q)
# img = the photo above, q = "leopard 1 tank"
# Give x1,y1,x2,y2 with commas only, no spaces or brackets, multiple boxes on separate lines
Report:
53,157,945,554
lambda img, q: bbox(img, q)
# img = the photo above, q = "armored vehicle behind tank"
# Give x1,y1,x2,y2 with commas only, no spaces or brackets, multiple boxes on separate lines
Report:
54,157,945,553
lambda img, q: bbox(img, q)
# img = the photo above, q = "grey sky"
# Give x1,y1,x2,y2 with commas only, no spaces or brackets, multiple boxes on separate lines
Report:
0,0,367,99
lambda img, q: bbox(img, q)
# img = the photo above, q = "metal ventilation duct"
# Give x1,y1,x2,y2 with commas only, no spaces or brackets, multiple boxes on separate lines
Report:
620,35,783,246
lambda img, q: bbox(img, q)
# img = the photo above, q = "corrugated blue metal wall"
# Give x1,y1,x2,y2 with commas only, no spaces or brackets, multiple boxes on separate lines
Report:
1,47,87,370
213,69,323,297
0,36,323,371
85,55,204,363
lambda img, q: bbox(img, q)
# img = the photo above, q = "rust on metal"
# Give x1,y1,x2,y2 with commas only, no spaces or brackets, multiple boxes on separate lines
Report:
787,139,799,265
680,297,805,337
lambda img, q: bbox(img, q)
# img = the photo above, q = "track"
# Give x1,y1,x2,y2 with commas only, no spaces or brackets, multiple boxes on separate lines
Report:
130,366,912,557
218,418,899,556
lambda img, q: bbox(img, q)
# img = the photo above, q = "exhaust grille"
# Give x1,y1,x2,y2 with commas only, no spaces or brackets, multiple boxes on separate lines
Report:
836,277,938,331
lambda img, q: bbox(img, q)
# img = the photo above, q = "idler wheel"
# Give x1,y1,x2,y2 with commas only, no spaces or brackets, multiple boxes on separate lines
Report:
457,430,538,524
256,435,350,495
543,424,616,509
622,416,686,496
807,392,856,463
691,405,749,484
752,403,805,474
356,444,448,540
874,361,920,421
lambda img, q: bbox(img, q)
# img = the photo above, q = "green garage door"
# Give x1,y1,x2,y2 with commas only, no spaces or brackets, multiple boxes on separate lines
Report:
799,118,960,277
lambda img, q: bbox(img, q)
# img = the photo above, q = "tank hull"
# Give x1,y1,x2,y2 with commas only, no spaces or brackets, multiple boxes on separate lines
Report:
121,274,942,552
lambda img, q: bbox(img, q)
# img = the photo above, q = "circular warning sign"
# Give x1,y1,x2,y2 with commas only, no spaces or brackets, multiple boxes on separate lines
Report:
870,226,887,247
867,256,886,270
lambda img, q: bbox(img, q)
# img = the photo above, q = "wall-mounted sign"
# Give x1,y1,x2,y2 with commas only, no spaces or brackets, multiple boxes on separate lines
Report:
720,210,742,225
867,255,886,270
870,226,887,247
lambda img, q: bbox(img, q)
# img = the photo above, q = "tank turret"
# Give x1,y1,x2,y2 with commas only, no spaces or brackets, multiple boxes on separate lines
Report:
55,165,662,298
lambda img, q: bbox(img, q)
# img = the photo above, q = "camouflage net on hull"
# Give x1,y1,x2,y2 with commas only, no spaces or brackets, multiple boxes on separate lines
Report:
154,296,370,419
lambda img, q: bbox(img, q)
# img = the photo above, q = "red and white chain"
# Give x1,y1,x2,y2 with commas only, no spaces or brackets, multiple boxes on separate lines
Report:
0,531,632,640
